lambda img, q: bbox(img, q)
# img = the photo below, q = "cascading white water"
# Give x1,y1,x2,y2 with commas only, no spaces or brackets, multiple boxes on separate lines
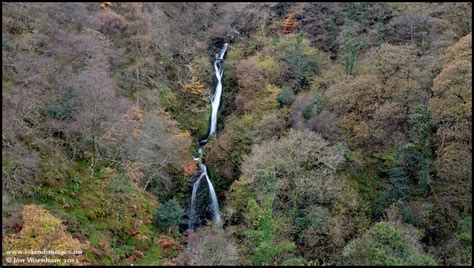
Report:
200,163,221,223
189,43,228,230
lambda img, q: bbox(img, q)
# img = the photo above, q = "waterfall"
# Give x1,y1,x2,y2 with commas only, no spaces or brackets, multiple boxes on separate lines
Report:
188,43,228,230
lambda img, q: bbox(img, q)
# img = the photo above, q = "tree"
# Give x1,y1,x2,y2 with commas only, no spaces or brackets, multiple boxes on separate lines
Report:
123,109,192,198
337,19,364,75
180,226,239,266
326,44,421,152
374,105,433,216
155,199,184,232
3,205,89,265
244,198,296,266
373,149,410,217
326,75,384,149
183,81,206,95
285,35,318,91
235,59,265,112
405,105,432,195
226,129,368,263
429,33,471,214
276,86,296,107
341,221,437,265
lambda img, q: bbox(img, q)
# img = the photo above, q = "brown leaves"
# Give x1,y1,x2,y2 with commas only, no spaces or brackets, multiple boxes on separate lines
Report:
235,59,265,112
156,235,182,250
99,8,128,32
183,161,198,176
282,13,298,34
99,239,110,254
429,33,472,212
125,105,144,139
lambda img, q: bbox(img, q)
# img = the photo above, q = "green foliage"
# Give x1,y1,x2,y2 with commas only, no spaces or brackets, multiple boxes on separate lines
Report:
456,217,472,265
244,198,296,266
374,105,433,216
276,86,296,107
2,34,14,50
41,87,76,122
157,87,177,111
280,257,305,266
398,204,420,227
155,199,184,231
342,222,437,265
302,103,314,120
338,19,364,75
373,150,411,217
2,2,473,266
314,92,324,114
406,105,432,195
229,129,368,263
287,35,318,91
347,160,384,216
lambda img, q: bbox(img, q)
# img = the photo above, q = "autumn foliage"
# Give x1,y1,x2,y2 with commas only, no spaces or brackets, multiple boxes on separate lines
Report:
1,2,472,266
2,205,89,265
156,235,183,250
282,13,297,34
430,33,472,213
184,81,206,95
99,2,112,9
183,161,198,176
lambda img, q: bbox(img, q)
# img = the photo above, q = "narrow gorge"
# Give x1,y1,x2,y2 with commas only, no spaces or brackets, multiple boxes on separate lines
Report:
188,43,228,230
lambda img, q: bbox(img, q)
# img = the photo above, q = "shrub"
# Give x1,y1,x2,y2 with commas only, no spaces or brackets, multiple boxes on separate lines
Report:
276,86,296,107
155,199,184,231
302,103,313,120
158,87,177,111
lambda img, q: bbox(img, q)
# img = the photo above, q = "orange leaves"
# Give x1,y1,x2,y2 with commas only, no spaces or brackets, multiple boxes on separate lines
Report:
183,160,198,176
282,13,297,34
184,81,206,95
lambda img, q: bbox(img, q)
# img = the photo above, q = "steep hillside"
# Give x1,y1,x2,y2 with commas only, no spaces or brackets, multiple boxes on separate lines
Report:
2,2,472,266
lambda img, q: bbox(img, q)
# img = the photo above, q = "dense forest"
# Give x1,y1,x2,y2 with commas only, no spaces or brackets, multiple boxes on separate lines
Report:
2,2,472,266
